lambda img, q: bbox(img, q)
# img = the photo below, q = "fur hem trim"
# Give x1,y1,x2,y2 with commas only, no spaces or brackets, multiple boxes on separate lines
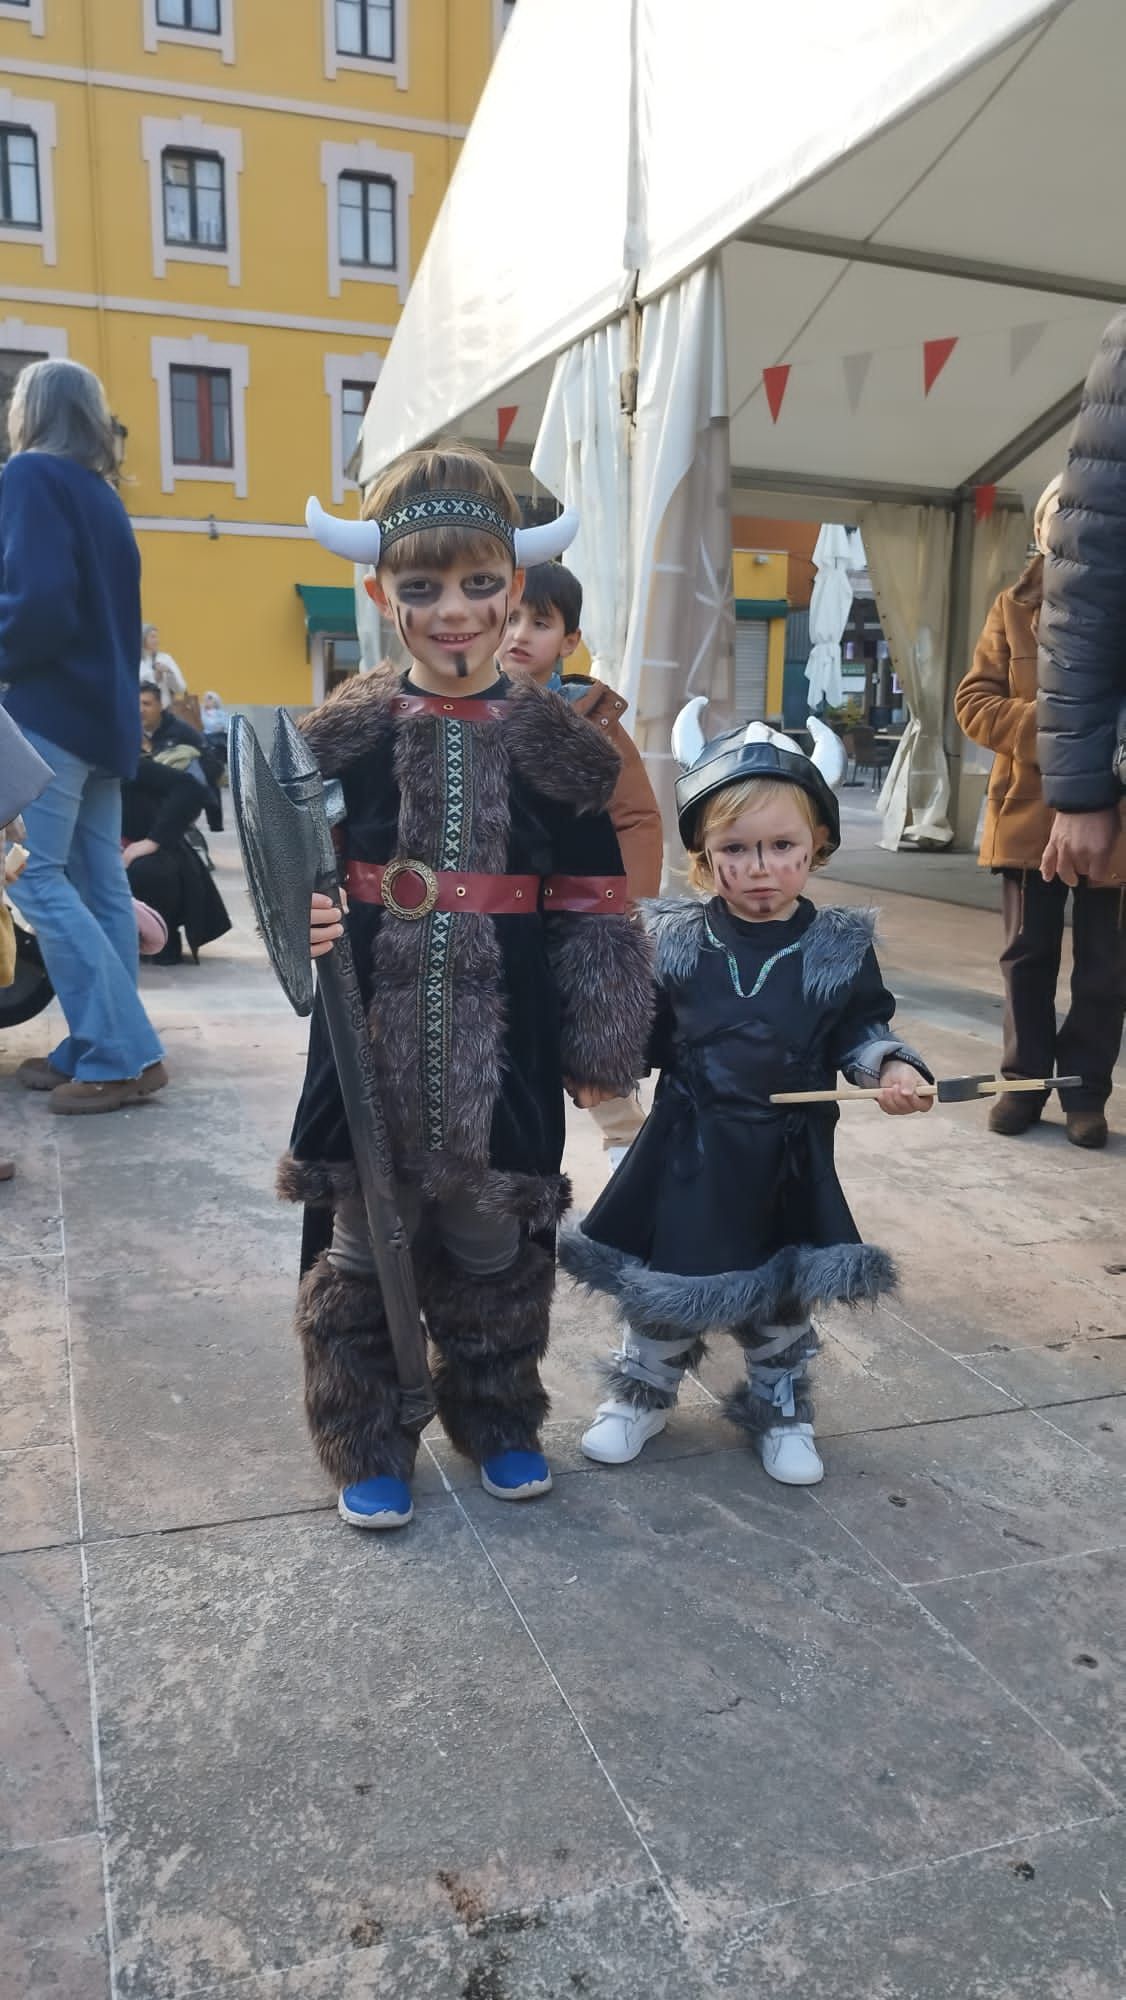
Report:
504,675,620,814
640,897,879,1002
277,1149,570,1232
560,1226,897,1333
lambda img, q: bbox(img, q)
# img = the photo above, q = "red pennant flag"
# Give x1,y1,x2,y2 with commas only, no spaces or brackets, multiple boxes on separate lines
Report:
923,337,958,397
763,365,791,425
974,483,998,523
497,405,518,449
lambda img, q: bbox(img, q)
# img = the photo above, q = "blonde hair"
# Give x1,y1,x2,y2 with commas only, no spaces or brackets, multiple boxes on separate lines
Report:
688,777,832,894
362,442,521,575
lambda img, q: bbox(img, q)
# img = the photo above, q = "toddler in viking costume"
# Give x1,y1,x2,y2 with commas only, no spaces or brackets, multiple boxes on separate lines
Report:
286,447,652,1528
564,704,932,1487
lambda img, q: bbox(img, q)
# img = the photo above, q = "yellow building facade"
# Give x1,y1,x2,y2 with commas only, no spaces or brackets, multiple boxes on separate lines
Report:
0,0,511,707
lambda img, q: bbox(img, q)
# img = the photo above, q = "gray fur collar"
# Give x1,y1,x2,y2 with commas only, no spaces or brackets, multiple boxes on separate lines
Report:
642,897,877,1002
299,664,617,813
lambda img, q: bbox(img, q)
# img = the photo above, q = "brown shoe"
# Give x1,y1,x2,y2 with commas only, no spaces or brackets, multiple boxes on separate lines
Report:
988,1092,1045,1136
48,1061,168,1117
18,1057,68,1092
0,1160,14,1181
1066,1110,1108,1150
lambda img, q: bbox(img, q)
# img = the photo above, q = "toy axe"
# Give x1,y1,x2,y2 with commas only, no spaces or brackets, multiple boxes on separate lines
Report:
229,710,436,1433
771,1073,1081,1106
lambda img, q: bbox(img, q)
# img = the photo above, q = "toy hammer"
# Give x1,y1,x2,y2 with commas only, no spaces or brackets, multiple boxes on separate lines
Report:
770,1073,1081,1106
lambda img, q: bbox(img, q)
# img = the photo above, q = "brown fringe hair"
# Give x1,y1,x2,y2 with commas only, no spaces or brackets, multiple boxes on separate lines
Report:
362,442,521,575
688,777,832,894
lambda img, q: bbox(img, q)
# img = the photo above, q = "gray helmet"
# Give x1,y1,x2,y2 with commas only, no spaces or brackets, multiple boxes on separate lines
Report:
672,700,848,853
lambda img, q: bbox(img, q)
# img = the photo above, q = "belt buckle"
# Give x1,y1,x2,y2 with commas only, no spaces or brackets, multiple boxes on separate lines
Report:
380,857,439,920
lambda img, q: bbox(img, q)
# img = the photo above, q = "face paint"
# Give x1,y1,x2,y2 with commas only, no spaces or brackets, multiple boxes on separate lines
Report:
403,607,415,633
454,652,469,678
756,841,765,872
462,575,507,601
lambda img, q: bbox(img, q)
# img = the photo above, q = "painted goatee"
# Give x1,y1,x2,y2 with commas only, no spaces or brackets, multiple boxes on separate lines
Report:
454,652,469,678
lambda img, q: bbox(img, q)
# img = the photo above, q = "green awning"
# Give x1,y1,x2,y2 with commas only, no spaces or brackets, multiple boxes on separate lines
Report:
296,584,358,637
734,597,789,621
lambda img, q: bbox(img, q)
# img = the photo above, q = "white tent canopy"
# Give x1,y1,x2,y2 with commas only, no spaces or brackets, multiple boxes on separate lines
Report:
361,0,1121,507
357,0,1124,850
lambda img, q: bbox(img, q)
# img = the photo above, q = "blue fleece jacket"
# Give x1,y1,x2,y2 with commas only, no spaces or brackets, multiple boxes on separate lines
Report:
0,451,143,780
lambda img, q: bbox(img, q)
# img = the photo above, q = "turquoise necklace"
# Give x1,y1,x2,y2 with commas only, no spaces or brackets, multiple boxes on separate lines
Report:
702,909,804,1001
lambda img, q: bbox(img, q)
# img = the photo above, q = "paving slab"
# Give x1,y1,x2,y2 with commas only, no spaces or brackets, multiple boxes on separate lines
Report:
89,1507,660,2000
0,1250,69,1450
0,1118,63,1261
0,1439,76,1554
180,1881,704,2000
0,1548,95,1848
456,1451,1104,1919
968,1337,1126,1408
700,1811,1125,1999
918,1550,1126,1803
810,1410,1126,1586
0,1834,109,2000
1036,1396,1126,1470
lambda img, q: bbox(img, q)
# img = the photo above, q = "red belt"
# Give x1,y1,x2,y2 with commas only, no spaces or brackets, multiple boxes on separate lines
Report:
344,860,627,918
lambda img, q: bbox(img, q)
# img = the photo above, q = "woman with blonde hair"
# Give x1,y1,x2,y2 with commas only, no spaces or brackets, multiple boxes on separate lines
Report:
955,476,1126,1148
0,358,166,1114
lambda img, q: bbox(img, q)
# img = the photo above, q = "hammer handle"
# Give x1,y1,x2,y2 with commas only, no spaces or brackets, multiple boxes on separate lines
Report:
770,1076,1059,1106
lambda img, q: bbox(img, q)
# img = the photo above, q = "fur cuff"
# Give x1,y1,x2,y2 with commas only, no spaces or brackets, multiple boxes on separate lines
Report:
277,1151,358,1208
277,1147,570,1233
561,1226,897,1333
546,914,654,1093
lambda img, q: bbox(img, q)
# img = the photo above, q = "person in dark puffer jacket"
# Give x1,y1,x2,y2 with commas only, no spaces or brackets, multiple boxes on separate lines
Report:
1038,311,1126,897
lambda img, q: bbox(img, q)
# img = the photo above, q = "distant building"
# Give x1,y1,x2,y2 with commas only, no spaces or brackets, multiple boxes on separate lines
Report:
0,0,510,707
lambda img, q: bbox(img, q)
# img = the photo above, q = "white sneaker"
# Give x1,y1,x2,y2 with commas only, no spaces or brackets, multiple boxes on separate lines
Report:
581,1399,668,1465
759,1423,824,1486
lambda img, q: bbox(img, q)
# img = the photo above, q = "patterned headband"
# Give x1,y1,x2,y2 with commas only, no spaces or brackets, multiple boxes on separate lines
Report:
379,491,515,556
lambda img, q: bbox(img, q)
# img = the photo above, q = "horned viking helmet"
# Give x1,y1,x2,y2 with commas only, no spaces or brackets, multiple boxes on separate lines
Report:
305,494,580,569
671,697,849,853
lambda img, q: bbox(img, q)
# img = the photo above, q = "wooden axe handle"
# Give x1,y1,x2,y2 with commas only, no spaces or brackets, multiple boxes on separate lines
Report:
769,1085,935,1104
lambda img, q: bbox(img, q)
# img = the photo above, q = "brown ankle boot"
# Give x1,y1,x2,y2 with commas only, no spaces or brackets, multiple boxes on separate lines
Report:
1066,1110,1108,1150
988,1092,1044,1136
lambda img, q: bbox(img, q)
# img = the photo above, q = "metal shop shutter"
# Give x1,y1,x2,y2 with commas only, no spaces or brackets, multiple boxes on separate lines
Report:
734,618,769,722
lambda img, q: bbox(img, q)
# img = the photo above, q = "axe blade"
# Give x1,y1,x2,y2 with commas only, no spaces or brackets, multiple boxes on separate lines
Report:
228,713,320,1018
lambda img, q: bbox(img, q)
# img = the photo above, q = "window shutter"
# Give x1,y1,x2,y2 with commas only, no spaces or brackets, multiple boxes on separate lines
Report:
734,620,769,723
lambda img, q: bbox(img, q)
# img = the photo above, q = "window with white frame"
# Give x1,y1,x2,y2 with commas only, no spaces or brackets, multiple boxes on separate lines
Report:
0,127,39,230
162,149,226,250
339,173,393,271
322,141,411,300
323,0,405,86
143,0,234,62
152,334,248,496
335,0,392,61
323,351,382,503
340,380,373,475
142,117,242,283
0,93,56,262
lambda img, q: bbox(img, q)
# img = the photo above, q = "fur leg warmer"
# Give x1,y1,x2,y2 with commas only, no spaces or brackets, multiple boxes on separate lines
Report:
724,1323,820,1437
418,1235,554,1462
294,1253,420,1484
600,1323,708,1410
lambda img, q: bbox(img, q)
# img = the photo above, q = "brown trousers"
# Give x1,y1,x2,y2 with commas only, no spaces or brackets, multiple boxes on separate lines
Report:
1000,870,1126,1111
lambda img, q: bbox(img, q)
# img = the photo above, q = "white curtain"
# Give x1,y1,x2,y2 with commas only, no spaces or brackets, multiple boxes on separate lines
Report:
805,524,853,709
530,319,631,684
862,503,954,851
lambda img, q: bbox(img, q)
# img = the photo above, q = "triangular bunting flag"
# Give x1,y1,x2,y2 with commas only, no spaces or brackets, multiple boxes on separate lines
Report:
843,351,873,415
923,337,958,397
763,364,791,424
974,484,998,523
1009,322,1047,375
497,405,519,450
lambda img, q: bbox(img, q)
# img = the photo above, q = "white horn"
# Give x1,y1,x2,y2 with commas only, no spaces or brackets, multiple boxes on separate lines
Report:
806,714,849,792
744,720,804,756
513,507,580,567
671,695,709,769
305,496,382,566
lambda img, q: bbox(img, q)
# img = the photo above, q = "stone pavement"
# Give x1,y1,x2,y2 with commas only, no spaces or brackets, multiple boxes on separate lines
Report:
2,836,1125,2000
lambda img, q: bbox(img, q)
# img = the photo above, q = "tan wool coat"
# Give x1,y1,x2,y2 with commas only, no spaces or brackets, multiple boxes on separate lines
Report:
563,676,664,900
955,554,1126,881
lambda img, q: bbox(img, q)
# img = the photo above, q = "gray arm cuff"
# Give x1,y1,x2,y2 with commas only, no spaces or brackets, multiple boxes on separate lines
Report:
841,1037,934,1088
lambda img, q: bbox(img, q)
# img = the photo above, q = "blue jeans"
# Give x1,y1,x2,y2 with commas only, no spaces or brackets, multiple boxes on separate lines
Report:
14,730,164,1082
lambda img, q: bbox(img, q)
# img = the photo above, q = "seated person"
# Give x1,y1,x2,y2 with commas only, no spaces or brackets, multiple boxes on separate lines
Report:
140,681,224,831
122,753,231,966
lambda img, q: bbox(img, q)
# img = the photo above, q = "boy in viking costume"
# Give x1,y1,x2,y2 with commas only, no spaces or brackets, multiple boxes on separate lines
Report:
286,446,652,1528
564,704,932,1488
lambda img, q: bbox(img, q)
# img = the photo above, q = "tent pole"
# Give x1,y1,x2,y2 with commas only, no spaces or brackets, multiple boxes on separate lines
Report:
943,494,977,847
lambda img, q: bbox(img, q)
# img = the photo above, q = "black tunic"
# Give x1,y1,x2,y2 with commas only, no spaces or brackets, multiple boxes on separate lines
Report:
563,896,929,1333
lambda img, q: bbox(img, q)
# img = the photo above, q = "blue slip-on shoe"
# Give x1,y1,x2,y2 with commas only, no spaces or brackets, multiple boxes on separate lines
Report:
338,1475,414,1529
479,1449,553,1501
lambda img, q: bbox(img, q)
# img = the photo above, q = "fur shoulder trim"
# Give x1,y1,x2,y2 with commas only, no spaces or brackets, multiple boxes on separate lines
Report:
640,896,708,984
801,905,878,1001
503,675,620,813
297,663,401,778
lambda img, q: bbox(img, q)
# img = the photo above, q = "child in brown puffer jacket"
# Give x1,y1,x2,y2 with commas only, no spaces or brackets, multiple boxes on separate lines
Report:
500,563,663,1168
955,477,1126,1150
